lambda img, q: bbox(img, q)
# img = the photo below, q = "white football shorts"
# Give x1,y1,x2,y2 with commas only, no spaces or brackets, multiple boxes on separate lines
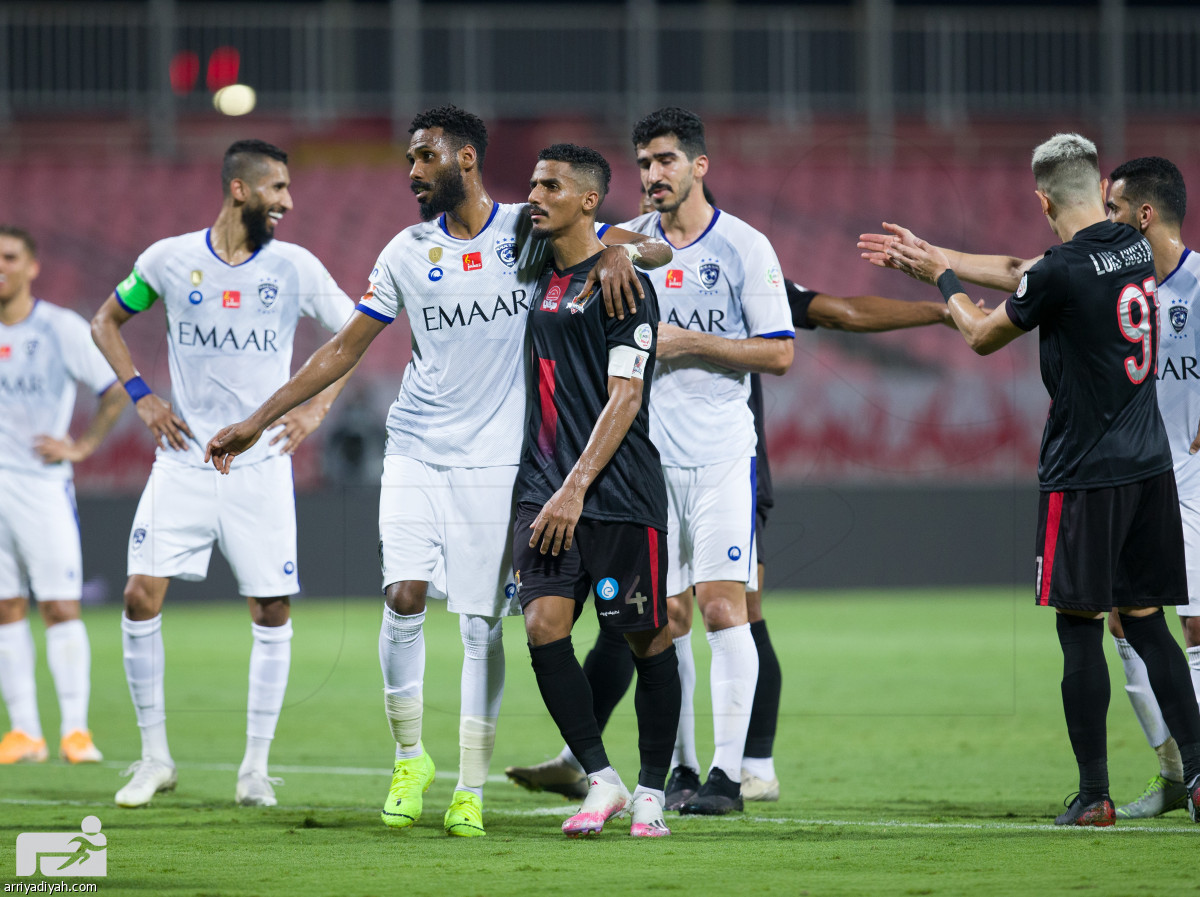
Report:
1177,493,1200,616
0,470,83,601
664,456,758,596
127,456,299,597
378,455,520,618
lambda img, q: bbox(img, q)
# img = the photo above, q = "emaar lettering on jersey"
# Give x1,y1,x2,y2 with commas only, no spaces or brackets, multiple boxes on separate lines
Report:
176,321,279,352
419,290,530,331
665,307,727,332
0,375,45,397
1160,357,1200,380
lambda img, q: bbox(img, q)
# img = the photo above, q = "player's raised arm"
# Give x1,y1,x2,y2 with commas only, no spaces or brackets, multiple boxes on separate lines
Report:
206,311,384,472
531,374,644,557
91,292,194,451
859,222,1037,293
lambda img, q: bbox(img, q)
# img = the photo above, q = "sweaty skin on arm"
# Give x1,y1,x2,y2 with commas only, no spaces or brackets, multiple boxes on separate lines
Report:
586,227,673,319
858,222,1037,293
655,326,794,376
805,292,951,331
206,311,385,472
530,374,644,557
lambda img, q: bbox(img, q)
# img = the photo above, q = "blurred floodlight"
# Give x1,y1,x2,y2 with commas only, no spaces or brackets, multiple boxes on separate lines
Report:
213,84,257,116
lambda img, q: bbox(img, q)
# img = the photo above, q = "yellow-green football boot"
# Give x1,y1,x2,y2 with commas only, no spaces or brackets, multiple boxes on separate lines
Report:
381,749,436,828
444,789,485,837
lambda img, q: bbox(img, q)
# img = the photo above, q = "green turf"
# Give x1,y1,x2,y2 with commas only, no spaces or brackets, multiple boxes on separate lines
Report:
1,588,1196,896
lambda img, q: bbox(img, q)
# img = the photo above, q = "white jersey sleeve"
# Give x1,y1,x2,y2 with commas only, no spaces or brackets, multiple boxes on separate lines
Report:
60,310,119,394
738,231,794,339
296,250,355,332
358,235,405,323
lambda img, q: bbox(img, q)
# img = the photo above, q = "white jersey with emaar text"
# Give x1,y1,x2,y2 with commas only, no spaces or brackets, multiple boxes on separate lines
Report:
117,229,354,469
1156,247,1200,497
0,300,117,480
359,202,549,467
620,209,794,467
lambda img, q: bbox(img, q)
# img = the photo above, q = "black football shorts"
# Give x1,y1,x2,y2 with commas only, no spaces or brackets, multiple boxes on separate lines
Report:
512,502,668,633
1035,470,1187,612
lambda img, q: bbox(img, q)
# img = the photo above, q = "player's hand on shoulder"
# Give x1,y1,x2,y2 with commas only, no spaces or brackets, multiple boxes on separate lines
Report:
135,393,195,452
205,422,261,474
587,245,643,321
530,487,585,557
33,435,84,464
268,403,327,455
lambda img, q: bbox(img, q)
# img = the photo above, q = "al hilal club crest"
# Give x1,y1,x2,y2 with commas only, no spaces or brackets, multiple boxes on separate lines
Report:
1171,305,1188,333
496,238,517,268
258,280,279,309
698,260,720,290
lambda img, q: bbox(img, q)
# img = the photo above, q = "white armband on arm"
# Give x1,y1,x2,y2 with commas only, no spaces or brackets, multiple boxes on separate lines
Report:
608,344,650,380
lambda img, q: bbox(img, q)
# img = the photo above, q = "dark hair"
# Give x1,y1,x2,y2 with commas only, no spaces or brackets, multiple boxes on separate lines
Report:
409,105,489,169
0,225,36,258
221,139,288,196
1110,156,1187,226
537,143,611,199
631,106,707,159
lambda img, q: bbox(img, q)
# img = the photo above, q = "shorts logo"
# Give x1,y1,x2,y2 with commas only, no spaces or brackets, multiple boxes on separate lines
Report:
504,582,517,600
15,815,107,878
698,260,720,290
1171,305,1188,333
428,267,444,282
188,290,203,305
222,290,241,308
597,577,619,600
1035,556,1043,597
627,591,648,614
1016,274,1029,298
765,266,782,288
727,546,741,561
634,323,653,349
514,570,522,593
665,269,684,289
283,561,295,575
462,252,483,272
131,527,147,553
495,239,517,268
258,280,279,310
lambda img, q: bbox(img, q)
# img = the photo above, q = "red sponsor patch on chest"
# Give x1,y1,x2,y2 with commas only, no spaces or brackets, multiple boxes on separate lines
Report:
665,269,684,289
462,252,483,271
222,290,241,308
0,345,10,360
541,272,573,312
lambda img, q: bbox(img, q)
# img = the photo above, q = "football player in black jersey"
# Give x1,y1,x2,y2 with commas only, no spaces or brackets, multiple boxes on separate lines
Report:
868,133,1200,827
513,144,680,838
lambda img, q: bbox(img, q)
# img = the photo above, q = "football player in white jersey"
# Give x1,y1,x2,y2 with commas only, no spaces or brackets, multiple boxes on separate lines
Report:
860,155,1200,820
614,107,795,814
90,140,357,809
0,227,125,767
205,106,670,836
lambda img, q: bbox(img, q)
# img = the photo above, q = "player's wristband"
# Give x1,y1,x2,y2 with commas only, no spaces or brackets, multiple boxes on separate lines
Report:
937,270,965,303
619,242,642,265
124,376,152,403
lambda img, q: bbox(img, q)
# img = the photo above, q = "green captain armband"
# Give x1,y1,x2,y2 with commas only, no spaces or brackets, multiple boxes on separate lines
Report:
115,269,159,313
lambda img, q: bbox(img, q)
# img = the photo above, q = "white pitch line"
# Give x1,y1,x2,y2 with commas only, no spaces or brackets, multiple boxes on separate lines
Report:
94,759,508,782
1,797,1196,833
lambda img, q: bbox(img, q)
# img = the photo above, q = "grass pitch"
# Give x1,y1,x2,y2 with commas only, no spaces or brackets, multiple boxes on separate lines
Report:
2,588,1197,896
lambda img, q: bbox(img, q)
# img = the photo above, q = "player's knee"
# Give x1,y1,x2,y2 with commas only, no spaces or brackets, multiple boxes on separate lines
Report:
123,578,163,620
385,581,427,616
39,600,81,626
523,607,568,647
700,598,744,632
1105,608,1124,639
250,596,291,627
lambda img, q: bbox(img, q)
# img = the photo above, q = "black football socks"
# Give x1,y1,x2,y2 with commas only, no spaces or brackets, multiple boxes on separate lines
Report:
529,636,610,775
1056,613,1110,802
744,619,782,760
632,645,681,791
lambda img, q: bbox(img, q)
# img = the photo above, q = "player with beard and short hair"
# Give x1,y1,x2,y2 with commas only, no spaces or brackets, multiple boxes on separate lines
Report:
868,133,1200,826
91,139,357,809
0,226,126,767
515,143,678,838
205,108,671,837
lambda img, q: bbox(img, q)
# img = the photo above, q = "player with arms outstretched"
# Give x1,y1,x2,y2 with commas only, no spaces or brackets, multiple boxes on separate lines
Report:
91,140,356,808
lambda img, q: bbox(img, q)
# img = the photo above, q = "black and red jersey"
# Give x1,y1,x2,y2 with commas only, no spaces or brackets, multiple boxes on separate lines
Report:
515,250,667,531
1006,220,1172,491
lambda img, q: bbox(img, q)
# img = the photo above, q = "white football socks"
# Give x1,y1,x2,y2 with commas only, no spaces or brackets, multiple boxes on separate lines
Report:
45,619,90,736
1115,636,1181,779
707,623,758,781
122,614,172,764
240,619,292,777
457,614,504,796
0,618,41,739
742,755,776,781
670,631,700,773
1187,645,1200,710
380,605,425,760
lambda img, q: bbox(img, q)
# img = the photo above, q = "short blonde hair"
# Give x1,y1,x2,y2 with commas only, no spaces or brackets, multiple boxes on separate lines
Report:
1031,133,1101,207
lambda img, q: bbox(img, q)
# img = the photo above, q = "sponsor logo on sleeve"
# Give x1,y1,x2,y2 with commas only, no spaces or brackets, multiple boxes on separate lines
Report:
698,260,720,290
634,323,653,349
1016,274,1028,298
665,269,684,289
222,290,241,308
765,266,782,288
462,252,483,271
597,577,619,600
632,354,645,375
190,270,204,286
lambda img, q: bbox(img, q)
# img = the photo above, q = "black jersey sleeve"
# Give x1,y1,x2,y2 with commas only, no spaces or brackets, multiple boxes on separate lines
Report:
786,279,819,331
604,274,658,357
1005,252,1065,332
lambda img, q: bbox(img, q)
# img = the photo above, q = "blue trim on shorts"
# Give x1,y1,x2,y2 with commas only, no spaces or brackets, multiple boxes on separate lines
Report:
748,455,757,580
